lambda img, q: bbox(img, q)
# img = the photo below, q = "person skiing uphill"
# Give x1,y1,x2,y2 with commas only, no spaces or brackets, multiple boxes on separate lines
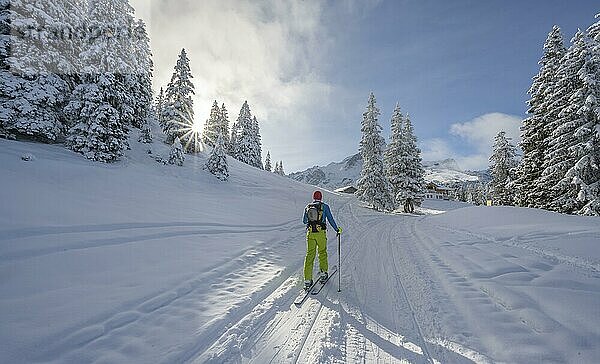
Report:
302,190,342,290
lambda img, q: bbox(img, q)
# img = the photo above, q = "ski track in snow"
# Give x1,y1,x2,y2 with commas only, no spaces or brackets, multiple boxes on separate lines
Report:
0,219,299,262
187,201,493,364
181,200,599,364
3,196,599,363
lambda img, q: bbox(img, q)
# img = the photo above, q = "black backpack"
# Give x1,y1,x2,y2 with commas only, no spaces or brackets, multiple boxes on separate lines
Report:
306,202,326,232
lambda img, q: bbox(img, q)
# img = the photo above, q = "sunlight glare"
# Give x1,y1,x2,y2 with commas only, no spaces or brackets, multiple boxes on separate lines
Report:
191,121,203,133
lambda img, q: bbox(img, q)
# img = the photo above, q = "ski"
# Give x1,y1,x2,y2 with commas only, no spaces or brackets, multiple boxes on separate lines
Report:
294,279,320,306
293,265,338,306
311,266,338,295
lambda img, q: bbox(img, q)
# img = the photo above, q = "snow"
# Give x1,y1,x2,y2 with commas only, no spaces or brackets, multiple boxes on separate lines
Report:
290,154,481,190
1,137,599,363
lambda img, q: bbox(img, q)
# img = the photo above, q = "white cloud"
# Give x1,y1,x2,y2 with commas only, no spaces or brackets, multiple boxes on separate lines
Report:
421,112,523,171
421,138,454,162
450,112,522,153
449,112,522,170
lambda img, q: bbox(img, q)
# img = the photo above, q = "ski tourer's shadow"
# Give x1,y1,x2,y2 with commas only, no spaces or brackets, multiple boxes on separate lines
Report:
315,296,426,363
315,296,481,363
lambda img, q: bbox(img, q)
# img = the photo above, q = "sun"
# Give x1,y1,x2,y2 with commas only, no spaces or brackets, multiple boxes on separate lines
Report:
191,121,203,134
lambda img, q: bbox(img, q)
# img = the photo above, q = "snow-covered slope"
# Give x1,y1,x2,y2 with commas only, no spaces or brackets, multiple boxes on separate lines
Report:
289,153,482,189
2,137,599,363
423,158,481,184
0,136,318,363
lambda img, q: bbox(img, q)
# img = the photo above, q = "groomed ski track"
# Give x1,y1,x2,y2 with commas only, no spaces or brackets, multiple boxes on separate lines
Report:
191,200,493,363
5,193,598,363
15,196,597,363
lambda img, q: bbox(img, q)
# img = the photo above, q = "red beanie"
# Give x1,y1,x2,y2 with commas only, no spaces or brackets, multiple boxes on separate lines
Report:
313,190,322,200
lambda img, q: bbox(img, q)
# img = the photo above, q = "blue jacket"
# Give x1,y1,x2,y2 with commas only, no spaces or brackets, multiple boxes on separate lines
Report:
303,201,339,232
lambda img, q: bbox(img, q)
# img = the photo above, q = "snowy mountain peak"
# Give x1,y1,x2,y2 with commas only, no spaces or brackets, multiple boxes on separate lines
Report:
289,154,482,189
423,158,462,172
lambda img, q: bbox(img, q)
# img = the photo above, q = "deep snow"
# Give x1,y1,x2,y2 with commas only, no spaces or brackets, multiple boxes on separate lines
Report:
1,137,599,363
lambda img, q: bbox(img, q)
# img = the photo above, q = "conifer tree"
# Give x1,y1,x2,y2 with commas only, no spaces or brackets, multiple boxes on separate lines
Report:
129,19,153,129
169,137,184,166
201,100,221,147
355,92,395,211
546,28,599,215
205,135,229,181
279,161,285,175
489,131,518,205
265,151,272,172
138,105,156,144
93,0,139,130
65,0,138,162
138,117,154,144
577,15,600,215
251,116,264,169
219,103,230,149
471,183,486,206
274,161,286,176
0,0,85,141
384,104,406,203
398,114,426,208
542,30,596,214
516,26,566,208
235,101,262,168
162,49,195,148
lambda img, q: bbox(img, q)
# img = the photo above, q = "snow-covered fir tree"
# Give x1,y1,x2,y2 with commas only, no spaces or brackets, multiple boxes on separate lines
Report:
454,184,468,202
542,31,586,213
138,106,155,144
274,161,286,176
515,25,566,208
82,0,141,131
234,101,263,169
65,80,127,162
201,100,221,147
384,103,405,201
162,48,195,148
169,137,184,166
397,114,426,208
138,119,153,143
205,135,229,181
129,19,153,129
578,14,600,215
233,101,254,163
219,103,230,150
0,0,84,141
355,92,395,211
472,183,487,206
543,28,599,215
251,116,264,169
489,131,518,205
265,151,272,172
65,0,142,162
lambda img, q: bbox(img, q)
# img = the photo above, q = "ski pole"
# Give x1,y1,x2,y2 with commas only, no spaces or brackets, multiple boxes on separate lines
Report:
337,232,341,292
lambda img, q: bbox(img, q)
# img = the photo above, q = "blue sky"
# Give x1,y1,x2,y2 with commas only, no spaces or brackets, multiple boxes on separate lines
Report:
133,0,599,172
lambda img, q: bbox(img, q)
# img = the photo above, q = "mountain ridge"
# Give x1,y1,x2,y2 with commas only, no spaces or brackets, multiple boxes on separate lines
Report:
289,153,486,189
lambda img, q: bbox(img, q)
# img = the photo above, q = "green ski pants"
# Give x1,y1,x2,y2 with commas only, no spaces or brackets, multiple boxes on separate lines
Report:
304,229,328,281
